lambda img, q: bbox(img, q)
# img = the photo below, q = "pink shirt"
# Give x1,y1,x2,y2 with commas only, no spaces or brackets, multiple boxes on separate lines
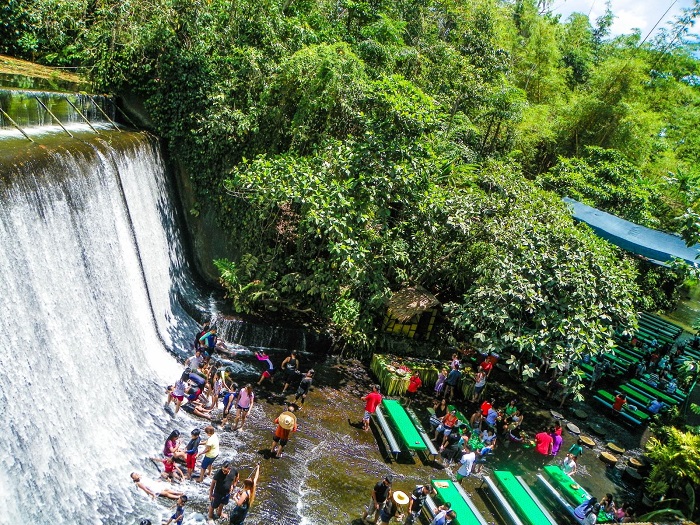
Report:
238,389,254,408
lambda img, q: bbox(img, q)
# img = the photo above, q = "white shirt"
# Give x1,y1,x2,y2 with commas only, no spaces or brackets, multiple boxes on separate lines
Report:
457,451,476,477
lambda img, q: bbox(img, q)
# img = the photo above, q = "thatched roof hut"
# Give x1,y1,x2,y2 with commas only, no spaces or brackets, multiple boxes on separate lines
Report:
386,286,440,322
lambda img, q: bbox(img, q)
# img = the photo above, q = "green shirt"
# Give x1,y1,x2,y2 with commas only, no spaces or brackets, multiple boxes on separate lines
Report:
569,443,583,457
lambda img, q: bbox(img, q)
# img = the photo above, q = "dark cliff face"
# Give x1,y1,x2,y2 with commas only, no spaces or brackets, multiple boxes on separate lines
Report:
171,158,240,284
119,92,240,286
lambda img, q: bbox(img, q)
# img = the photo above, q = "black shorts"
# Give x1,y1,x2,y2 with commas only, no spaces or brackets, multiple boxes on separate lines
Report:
211,492,230,508
273,435,288,446
285,370,298,382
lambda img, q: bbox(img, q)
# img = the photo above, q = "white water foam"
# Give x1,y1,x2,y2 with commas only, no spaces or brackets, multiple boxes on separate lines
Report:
0,132,199,524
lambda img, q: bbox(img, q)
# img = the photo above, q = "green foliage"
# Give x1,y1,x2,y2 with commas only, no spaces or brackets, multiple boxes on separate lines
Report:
444,165,637,372
539,146,659,227
644,426,700,520
7,0,700,356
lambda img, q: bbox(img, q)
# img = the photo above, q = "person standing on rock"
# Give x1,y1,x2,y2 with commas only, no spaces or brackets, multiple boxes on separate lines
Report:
280,351,300,393
197,426,219,482
361,385,383,432
294,369,315,407
232,384,255,431
270,407,297,458
361,475,392,524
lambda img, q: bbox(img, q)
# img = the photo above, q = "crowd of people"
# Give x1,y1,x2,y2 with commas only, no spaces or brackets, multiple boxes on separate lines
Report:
360,348,643,524
134,322,316,525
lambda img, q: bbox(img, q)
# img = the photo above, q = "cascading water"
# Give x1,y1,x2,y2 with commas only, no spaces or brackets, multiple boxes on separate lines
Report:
0,127,207,524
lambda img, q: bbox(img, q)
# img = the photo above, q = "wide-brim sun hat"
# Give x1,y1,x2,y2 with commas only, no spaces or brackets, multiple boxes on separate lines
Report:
278,411,297,430
393,491,409,505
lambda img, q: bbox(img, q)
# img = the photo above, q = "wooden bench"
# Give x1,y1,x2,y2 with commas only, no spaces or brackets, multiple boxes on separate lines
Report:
492,471,558,525
374,406,402,460
482,475,526,525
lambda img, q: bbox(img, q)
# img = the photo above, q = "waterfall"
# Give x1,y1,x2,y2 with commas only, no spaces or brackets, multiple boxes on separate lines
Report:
0,129,204,524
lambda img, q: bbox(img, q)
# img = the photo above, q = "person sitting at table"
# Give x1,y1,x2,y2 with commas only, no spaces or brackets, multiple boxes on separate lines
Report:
484,405,501,431
635,361,646,379
440,427,463,466
600,493,616,517
665,377,677,395
430,398,448,431
470,408,484,432
434,408,460,449
648,398,665,414
503,409,524,436
612,394,627,413
480,428,497,448
508,426,524,444
574,498,600,524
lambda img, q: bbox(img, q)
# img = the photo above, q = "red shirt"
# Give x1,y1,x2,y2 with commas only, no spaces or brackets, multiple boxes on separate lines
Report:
442,413,458,428
407,375,422,393
613,395,627,411
535,431,553,456
364,392,383,413
480,401,492,416
274,418,297,439
480,361,493,373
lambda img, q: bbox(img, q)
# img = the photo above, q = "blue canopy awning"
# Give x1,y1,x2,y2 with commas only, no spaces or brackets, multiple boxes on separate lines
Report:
564,197,700,266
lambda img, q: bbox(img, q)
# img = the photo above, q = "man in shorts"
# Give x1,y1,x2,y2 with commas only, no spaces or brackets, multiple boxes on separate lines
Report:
405,484,435,524
281,351,300,393
197,426,219,482
362,475,392,524
455,445,476,484
271,406,298,458
361,384,383,432
208,462,238,520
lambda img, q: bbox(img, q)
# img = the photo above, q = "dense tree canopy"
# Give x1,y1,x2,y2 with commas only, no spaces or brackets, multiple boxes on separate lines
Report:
5,0,700,370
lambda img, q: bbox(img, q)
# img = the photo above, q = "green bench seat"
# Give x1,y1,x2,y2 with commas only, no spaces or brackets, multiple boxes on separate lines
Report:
493,470,557,525
629,379,681,404
542,466,612,522
431,479,488,525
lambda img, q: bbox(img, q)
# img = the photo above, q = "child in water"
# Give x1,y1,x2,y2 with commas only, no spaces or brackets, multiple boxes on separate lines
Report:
163,494,187,525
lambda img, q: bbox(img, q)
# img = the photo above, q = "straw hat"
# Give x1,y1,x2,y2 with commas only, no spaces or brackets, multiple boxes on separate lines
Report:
393,491,409,505
278,411,297,430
